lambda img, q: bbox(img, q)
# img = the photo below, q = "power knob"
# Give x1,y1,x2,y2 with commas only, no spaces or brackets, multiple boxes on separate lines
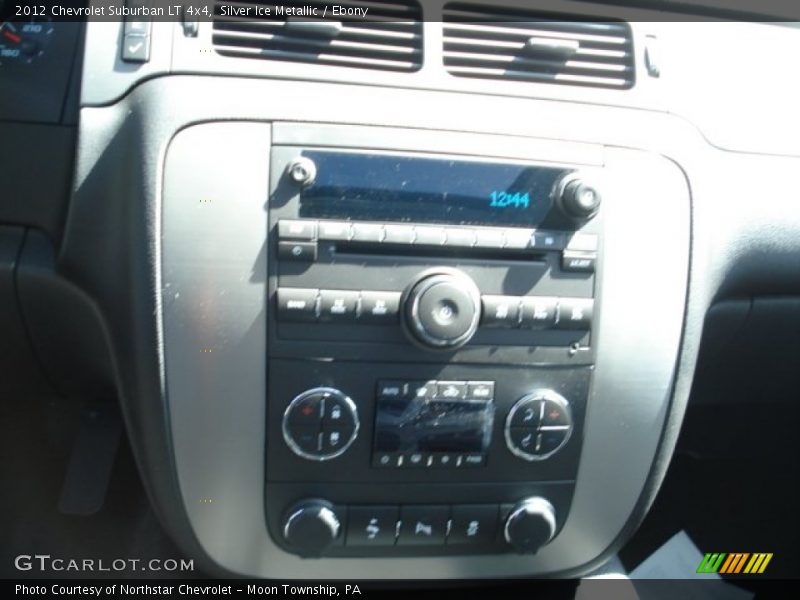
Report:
283,499,342,557
504,497,557,554
556,175,602,221
402,269,481,350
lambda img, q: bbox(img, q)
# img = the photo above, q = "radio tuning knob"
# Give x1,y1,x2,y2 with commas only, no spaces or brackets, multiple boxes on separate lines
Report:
556,175,602,221
402,269,482,350
504,497,557,554
283,499,342,557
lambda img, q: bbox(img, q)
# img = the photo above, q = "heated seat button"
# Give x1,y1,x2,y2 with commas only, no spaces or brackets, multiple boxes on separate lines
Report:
277,288,319,322
346,506,399,547
398,506,449,545
448,505,499,545
319,290,359,321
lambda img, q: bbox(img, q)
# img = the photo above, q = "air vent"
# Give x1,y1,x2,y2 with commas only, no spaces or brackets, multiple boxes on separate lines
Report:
443,3,634,89
212,1,423,72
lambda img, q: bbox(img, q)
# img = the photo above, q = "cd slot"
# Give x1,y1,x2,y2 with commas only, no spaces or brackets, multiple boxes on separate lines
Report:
332,241,547,262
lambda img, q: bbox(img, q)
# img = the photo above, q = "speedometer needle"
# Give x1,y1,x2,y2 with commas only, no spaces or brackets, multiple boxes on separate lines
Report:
3,30,22,44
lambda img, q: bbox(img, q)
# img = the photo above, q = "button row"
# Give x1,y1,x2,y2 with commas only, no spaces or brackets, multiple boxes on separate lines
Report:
373,452,486,469
378,380,494,401
277,288,401,324
345,504,501,547
278,219,598,253
482,296,593,330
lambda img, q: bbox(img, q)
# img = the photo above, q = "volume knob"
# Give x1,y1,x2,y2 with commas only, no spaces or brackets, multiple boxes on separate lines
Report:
504,497,557,554
403,269,482,350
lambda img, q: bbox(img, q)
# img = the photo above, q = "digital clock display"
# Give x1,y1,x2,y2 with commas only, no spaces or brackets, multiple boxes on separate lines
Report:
298,151,570,228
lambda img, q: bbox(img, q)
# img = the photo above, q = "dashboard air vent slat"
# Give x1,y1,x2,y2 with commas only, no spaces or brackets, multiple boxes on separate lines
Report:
213,0,423,72
443,3,635,89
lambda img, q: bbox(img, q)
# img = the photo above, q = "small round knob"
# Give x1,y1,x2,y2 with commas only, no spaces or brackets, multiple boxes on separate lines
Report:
403,269,481,350
557,176,602,220
504,497,557,554
283,499,341,556
286,157,317,187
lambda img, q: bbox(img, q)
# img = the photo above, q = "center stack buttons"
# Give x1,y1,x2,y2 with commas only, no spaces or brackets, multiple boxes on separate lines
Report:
282,387,359,460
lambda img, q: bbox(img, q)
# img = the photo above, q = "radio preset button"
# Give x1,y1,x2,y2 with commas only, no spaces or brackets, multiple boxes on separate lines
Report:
278,219,317,241
562,251,597,273
319,290,360,321
481,295,521,328
278,241,318,262
360,291,401,324
277,288,319,322
317,220,352,241
474,228,505,249
383,224,416,245
556,298,594,330
520,296,558,329
414,225,447,246
444,227,476,248
467,381,494,400
351,223,385,243
503,228,535,250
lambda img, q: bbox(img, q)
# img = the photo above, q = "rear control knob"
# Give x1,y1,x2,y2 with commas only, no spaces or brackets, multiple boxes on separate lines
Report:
505,390,573,461
402,269,481,350
282,387,359,461
504,497,557,554
556,175,602,221
283,499,342,557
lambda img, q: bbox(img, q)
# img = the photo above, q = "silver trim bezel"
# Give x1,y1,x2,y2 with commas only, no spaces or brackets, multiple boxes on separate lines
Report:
504,389,574,462
281,387,360,462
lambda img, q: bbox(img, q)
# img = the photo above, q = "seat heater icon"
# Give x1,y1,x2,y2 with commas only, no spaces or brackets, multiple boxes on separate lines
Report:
366,518,380,540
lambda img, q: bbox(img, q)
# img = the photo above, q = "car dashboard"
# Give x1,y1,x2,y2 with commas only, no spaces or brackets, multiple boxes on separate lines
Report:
1,0,800,582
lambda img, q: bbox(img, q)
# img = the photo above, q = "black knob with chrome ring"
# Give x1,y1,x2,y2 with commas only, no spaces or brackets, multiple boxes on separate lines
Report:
402,268,482,350
283,499,342,557
504,497,557,554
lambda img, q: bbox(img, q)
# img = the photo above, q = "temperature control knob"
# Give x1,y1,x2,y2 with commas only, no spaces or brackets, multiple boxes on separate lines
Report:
402,269,482,350
504,497,557,554
556,175,602,221
283,499,342,557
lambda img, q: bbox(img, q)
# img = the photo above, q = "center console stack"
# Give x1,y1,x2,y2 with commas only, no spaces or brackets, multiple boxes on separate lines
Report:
266,145,603,557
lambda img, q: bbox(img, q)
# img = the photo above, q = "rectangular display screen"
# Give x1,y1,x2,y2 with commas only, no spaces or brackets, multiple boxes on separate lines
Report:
298,151,568,228
374,395,494,457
